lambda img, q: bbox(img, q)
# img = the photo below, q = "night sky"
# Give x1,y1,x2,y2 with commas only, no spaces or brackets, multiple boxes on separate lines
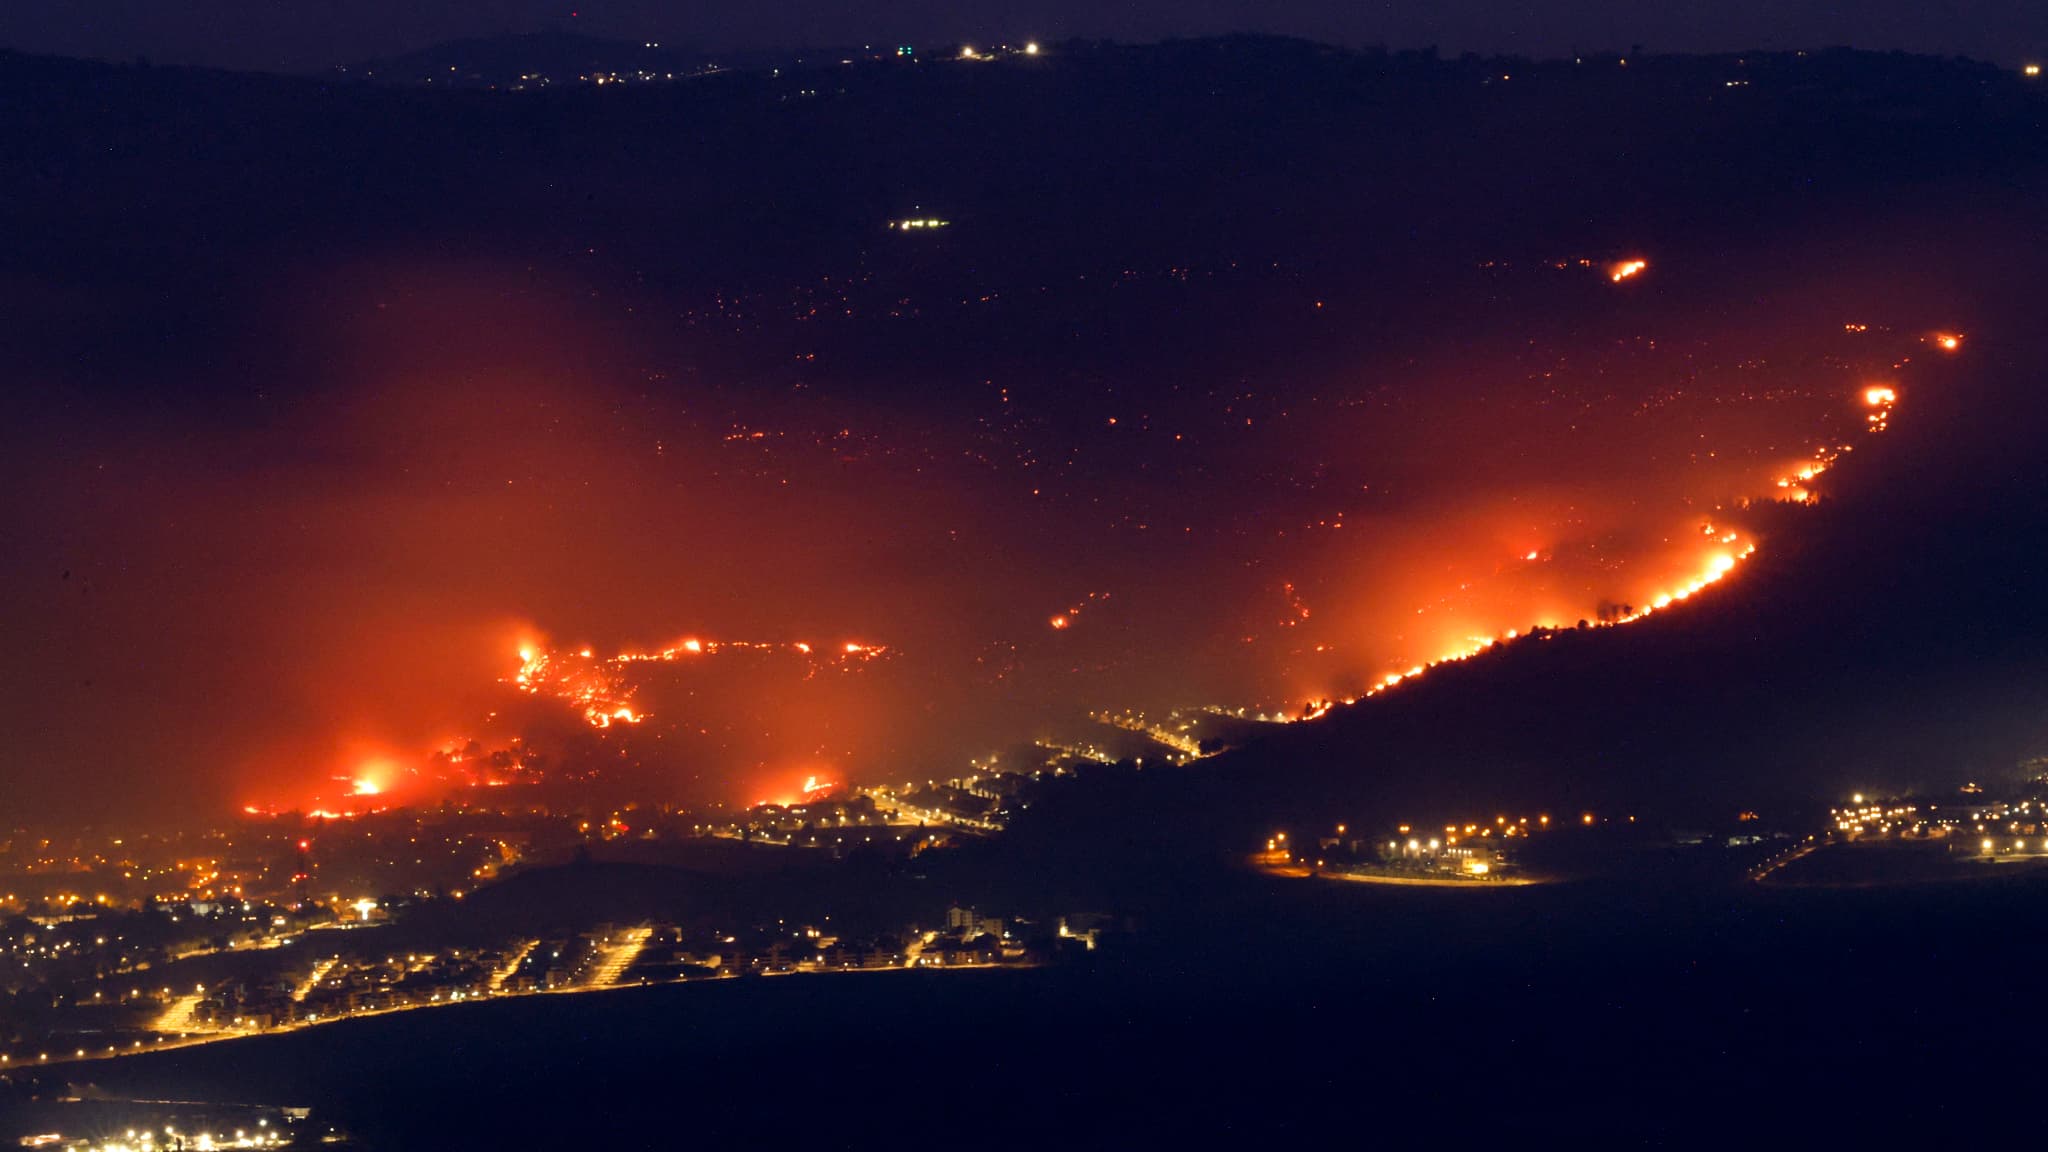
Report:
1,0,2044,71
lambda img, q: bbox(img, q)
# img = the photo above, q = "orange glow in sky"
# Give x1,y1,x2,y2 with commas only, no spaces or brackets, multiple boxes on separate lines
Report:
126,268,1953,820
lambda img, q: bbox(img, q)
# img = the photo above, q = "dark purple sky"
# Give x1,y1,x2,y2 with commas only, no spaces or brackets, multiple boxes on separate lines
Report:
1,0,2042,72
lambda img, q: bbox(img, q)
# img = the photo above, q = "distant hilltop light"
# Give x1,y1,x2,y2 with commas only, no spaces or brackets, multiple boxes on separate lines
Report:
1026,42,1041,55
2026,64,2041,76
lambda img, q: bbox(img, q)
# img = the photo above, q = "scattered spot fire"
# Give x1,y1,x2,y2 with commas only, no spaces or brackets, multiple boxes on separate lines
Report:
1048,592,1111,631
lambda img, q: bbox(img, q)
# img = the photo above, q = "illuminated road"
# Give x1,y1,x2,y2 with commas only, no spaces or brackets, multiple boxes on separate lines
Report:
1091,710,1204,759
163,925,321,965
489,940,539,991
14,953,1036,1070
856,785,1003,833
291,957,339,1002
1751,838,1824,883
1251,852,1542,888
586,926,653,986
150,992,216,1035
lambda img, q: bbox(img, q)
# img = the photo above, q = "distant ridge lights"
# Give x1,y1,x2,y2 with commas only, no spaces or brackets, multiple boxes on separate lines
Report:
957,43,1040,61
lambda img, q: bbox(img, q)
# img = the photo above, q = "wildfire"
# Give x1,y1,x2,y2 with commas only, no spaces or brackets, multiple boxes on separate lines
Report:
238,311,1948,823
250,631,897,817
1761,387,1896,500
755,772,841,807
1608,259,1648,282
507,634,896,730
1299,532,1761,713
1261,357,1926,724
